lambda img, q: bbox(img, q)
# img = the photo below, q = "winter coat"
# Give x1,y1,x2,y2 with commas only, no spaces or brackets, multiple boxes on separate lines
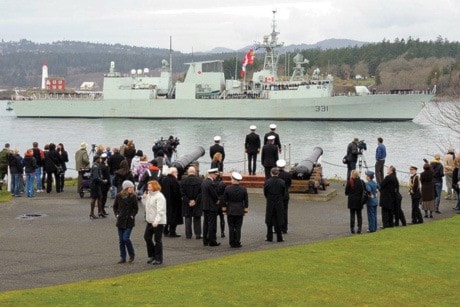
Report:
23,154,37,174
420,169,435,202
222,184,249,216
379,173,399,209
160,174,183,225
201,177,219,212
430,160,444,184
113,192,138,229
345,178,365,209
261,143,279,168
44,149,62,173
264,176,285,225
142,191,167,225
8,153,23,174
75,148,90,171
180,174,203,217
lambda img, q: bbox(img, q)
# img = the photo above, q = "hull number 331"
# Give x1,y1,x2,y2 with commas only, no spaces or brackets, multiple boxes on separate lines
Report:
314,106,329,112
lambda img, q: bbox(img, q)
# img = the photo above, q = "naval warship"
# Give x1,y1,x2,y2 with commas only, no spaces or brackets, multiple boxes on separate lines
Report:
12,12,434,121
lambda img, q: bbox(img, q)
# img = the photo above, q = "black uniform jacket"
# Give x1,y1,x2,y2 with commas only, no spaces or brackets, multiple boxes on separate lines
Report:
263,176,286,225
201,177,219,212
209,144,225,161
261,144,279,168
379,173,399,209
222,184,249,216
245,132,261,154
180,174,203,217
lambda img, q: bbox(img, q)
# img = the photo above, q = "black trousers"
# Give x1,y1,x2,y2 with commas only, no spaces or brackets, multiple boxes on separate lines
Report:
349,208,363,231
227,215,243,247
394,201,406,226
411,197,424,224
381,207,394,228
264,166,273,179
203,210,218,244
46,171,60,193
164,224,178,236
218,208,225,236
144,223,164,262
266,213,283,242
282,198,289,233
184,216,201,238
247,152,257,175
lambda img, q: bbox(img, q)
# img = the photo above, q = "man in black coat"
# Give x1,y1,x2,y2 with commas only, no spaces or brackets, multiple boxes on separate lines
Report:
264,168,286,242
107,148,125,198
261,136,279,179
201,168,221,246
180,166,203,239
160,167,183,237
210,136,225,172
245,125,261,175
44,143,63,194
346,138,359,180
222,172,249,248
263,124,281,153
379,165,399,228
276,159,292,233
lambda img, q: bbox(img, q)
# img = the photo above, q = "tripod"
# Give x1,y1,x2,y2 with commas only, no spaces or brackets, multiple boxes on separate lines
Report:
357,152,369,177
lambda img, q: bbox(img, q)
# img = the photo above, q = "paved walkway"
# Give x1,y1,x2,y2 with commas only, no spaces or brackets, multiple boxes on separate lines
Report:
0,182,457,292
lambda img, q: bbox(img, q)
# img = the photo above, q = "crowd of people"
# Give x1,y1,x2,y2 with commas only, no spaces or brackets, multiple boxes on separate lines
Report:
344,138,460,234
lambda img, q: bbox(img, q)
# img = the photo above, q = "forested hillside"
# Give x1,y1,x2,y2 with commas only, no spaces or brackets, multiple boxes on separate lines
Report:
1,37,459,96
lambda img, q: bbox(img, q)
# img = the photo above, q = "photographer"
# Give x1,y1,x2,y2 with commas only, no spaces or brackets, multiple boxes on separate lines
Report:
346,138,360,180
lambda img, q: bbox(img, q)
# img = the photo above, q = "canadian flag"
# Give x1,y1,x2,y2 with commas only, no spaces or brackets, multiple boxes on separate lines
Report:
240,49,255,78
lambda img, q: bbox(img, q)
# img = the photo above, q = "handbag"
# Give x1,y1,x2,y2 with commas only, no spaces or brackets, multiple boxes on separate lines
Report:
361,180,369,205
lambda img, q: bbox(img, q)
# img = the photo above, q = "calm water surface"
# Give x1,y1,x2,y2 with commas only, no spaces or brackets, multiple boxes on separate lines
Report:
0,100,453,183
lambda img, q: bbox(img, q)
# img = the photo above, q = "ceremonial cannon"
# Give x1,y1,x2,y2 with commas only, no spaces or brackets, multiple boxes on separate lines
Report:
291,146,328,194
171,146,205,178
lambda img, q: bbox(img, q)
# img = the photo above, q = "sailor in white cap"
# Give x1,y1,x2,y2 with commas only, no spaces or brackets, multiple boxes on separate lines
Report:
276,159,292,234
264,123,282,153
210,136,225,172
222,171,249,248
201,168,221,246
261,135,279,179
245,125,261,175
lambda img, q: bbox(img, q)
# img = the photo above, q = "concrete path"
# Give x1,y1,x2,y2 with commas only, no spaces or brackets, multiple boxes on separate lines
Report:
0,182,456,292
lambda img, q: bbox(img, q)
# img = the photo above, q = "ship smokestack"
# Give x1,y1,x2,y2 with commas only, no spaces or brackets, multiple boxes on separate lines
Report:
41,62,48,90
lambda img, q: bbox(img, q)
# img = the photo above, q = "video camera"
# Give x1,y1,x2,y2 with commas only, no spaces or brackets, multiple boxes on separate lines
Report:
357,140,367,151
152,136,180,158
91,144,97,153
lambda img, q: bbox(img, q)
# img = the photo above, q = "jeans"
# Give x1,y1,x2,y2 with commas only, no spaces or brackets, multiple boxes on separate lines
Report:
11,173,21,196
110,174,116,198
366,205,377,232
347,161,357,180
25,173,35,197
118,227,135,260
34,167,42,191
434,182,442,211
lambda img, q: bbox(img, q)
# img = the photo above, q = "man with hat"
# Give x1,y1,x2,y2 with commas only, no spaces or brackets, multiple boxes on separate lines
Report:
409,164,424,224
264,124,282,153
276,159,291,233
210,136,225,172
245,125,261,175
222,172,248,248
264,167,286,242
262,135,279,179
75,142,90,195
364,170,379,232
201,168,221,246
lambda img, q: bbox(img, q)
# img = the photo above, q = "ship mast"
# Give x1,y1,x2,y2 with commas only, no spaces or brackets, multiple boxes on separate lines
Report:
255,10,284,79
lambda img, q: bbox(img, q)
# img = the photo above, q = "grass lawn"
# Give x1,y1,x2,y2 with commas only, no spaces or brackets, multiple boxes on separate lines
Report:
1,216,459,305
0,190,12,203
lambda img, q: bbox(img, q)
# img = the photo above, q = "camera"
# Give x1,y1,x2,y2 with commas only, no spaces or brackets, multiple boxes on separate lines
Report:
357,140,367,151
91,144,96,153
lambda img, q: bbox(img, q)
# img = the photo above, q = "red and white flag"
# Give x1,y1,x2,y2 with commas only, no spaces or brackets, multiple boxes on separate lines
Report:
240,49,255,78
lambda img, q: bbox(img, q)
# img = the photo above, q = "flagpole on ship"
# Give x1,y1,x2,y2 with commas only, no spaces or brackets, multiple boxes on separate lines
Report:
169,36,173,97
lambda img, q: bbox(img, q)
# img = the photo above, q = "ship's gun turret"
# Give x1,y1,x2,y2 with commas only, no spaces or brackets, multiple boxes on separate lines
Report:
293,147,323,180
172,146,205,178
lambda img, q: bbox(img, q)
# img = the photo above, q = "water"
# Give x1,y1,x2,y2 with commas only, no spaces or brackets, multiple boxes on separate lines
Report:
0,100,456,184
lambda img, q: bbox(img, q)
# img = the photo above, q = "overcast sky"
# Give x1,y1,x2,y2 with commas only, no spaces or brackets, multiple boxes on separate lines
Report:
1,0,458,52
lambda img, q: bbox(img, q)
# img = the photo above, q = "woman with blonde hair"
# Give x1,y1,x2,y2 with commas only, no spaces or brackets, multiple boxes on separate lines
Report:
211,152,223,172
345,170,365,234
142,180,166,265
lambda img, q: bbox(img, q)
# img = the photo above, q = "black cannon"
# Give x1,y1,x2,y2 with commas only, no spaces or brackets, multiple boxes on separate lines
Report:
293,147,323,180
171,146,205,177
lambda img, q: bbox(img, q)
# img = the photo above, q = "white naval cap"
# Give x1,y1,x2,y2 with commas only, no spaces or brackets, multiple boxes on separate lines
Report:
208,168,219,174
269,124,277,129
267,135,275,140
249,125,257,130
213,136,221,142
231,171,243,181
276,159,286,168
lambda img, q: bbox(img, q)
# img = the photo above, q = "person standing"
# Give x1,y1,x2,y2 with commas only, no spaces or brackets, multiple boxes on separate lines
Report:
113,180,138,264
346,138,359,180
375,137,386,184
345,170,365,234
452,158,460,210
201,168,221,247
99,153,110,215
114,160,134,192
264,124,281,153
160,167,183,237
0,143,11,191
142,180,166,265
443,148,455,200
408,165,424,224
23,149,37,198
31,142,44,193
245,125,261,175
364,170,379,232
222,172,249,248
276,159,291,234
180,166,203,239
57,143,68,193
264,168,285,242
210,136,225,172
107,147,125,198
8,148,23,197
211,152,223,173
261,135,279,179
89,156,104,219
44,143,62,194
430,154,444,213
393,167,406,227
420,163,435,218
379,165,398,228
75,142,90,195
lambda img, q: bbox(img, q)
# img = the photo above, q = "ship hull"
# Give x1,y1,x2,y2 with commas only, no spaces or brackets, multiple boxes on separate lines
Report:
12,94,432,121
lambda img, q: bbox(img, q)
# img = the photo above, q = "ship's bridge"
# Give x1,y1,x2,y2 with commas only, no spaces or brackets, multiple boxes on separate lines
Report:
176,60,225,99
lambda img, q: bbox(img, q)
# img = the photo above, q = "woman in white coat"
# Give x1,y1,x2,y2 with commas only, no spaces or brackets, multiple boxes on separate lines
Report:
142,180,167,265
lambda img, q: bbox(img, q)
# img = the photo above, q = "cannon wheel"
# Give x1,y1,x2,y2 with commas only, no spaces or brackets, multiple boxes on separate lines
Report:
79,191,84,198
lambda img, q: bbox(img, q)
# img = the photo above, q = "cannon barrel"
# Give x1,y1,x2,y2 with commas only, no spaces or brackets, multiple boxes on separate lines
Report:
293,147,323,180
172,146,205,175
